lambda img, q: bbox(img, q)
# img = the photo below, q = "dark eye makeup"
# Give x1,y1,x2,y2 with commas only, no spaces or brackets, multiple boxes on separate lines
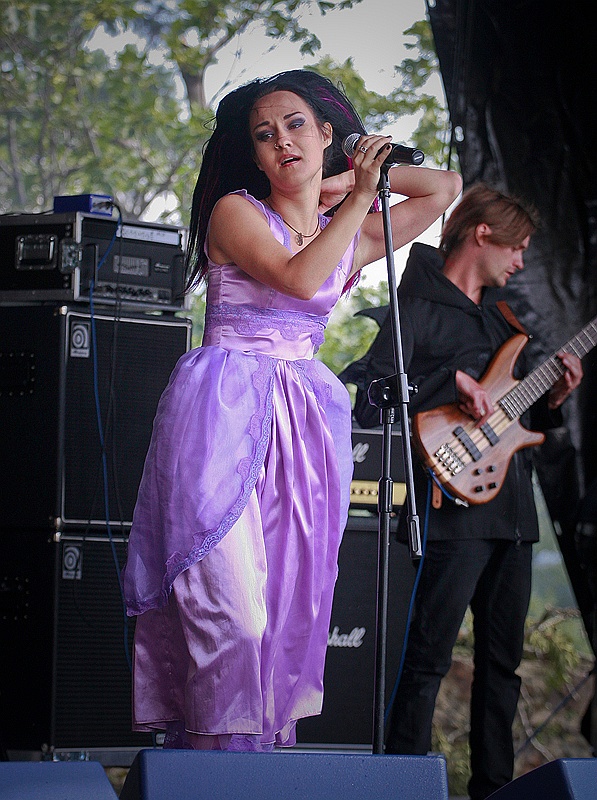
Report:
254,116,307,143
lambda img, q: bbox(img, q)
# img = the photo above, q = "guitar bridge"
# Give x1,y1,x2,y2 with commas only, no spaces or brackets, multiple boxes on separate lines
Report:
434,443,465,476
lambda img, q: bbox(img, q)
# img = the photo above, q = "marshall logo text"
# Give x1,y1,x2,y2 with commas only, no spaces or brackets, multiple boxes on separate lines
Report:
327,626,366,648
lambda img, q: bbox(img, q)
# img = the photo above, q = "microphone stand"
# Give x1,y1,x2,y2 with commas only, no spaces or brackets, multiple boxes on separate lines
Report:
371,164,422,755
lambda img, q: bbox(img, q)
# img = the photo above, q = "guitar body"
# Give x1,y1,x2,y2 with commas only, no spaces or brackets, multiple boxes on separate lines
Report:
413,333,545,505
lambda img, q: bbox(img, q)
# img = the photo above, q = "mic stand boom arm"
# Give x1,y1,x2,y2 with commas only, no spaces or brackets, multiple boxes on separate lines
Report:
371,165,422,756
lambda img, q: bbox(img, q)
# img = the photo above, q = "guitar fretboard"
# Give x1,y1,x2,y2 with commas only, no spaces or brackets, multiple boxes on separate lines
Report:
499,315,597,420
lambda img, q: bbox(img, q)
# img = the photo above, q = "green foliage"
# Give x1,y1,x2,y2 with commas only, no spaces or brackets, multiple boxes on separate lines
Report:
185,286,207,348
392,21,452,167
316,281,389,377
432,727,471,797
309,21,452,167
454,599,589,698
432,605,592,795
0,0,451,218
525,609,584,692
0,0,209,217
308,56,412,132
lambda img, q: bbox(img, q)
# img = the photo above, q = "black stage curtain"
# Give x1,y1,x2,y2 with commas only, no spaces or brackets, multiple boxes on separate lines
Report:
427,0,597,683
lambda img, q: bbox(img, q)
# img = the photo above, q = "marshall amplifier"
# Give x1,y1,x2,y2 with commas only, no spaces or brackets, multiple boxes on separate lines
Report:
351,426,406,509
297,515,415,746
0,212,187,310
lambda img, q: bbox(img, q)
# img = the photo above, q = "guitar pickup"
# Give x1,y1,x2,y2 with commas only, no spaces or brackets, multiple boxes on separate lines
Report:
480,421,499,446
453,426,482,461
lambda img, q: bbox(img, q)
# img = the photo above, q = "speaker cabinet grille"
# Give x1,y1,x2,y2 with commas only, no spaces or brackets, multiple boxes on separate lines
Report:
297,516,414,746
0,305,191,531
0,531,152,752
1,521,414,753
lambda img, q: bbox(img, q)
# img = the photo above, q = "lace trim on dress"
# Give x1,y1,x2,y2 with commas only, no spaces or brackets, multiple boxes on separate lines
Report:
238,352,276,485
291,359,333,409
161,354,276,599
205,302,328,351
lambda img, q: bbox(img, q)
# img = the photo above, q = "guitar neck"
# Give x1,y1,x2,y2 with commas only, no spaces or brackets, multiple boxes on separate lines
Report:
500,314,597,420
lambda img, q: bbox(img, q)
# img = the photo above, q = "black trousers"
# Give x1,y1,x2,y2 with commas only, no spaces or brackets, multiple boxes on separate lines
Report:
385,538,533,800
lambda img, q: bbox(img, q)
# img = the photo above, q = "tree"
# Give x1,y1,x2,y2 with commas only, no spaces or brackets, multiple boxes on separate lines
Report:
0,0,197,216
0,0,360,218
311,21,451,166
1,1,451,375
317,281,388,377
395,20,452,166
0,1,449,221
124,0,359,113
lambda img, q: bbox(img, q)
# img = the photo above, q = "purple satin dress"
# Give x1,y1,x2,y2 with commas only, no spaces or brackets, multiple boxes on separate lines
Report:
123,191,355,750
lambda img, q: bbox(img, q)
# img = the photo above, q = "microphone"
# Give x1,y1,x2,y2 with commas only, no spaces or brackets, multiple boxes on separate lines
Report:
342,133,424,166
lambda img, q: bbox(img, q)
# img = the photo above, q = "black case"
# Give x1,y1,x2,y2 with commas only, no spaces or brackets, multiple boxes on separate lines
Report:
0,212,186,310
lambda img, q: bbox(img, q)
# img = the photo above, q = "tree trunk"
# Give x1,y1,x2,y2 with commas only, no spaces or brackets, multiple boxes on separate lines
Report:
181,69,208,111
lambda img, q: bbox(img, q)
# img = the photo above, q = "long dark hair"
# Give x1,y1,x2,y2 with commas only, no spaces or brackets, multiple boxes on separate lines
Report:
184,69,367,292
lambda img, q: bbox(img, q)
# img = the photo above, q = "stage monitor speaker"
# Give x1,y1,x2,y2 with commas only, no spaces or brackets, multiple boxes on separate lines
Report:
0,761,118,800
120,749,449,800
487,758,597,799
297,515,415,746
0,531,152,754
0,304,191,531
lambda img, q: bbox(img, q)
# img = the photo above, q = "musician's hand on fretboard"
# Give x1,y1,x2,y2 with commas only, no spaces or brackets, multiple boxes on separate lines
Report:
547,351,583,410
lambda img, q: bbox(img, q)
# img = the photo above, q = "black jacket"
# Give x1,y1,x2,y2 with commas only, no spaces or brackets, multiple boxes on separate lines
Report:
342,243,559,543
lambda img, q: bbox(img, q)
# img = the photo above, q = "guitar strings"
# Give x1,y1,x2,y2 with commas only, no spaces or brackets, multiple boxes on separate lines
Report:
440,407,510,472
436,315,597,483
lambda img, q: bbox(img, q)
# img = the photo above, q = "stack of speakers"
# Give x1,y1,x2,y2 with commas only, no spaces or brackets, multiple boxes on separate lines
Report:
0,212,192,760
0,211,416,762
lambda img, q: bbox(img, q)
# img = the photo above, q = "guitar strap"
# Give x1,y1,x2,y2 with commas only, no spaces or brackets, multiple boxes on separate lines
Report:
432,481,443,509
496,300,528,335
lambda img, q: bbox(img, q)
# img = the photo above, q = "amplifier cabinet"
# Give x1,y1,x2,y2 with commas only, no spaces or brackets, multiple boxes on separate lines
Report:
297,515,415,746
0,305,191,532
350,426,406,509
1,522,414,754
0,531,152,753
0,212,186,310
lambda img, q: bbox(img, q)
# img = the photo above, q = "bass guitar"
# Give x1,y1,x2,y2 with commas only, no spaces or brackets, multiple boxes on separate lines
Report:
412,314,597,505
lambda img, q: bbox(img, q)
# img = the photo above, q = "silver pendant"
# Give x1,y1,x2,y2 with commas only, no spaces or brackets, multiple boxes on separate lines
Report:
295,232,303,246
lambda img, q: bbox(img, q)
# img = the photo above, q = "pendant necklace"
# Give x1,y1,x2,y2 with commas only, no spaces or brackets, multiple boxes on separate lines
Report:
265,201,320,247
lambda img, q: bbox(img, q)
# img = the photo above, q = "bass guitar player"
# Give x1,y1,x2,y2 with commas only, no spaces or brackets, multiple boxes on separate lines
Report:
340,183,584,800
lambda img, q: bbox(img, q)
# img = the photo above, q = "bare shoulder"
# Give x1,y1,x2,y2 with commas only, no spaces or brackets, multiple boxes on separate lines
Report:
211,192,267,226
209,193,271,264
